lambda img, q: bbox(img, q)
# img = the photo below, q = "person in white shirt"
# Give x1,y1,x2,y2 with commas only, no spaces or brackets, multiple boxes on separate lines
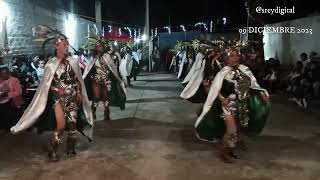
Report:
131,49,141,81
31,56,45,84
119,47,133,86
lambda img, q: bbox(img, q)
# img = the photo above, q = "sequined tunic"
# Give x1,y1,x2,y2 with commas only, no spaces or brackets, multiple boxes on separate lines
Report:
91,56,112,90
51,59,80,123
220,68,251,127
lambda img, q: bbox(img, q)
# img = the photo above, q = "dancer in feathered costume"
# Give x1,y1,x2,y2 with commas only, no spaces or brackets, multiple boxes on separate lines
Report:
195,47,270,163
83,37,126,121
11,25,93,162
181,41,223,103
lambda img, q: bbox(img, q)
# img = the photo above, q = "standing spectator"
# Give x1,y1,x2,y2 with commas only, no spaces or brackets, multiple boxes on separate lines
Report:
31,56,45,84
165,49,173,72
73,48,87,73
131,48,141,81
153,46,160,71
119,47,133,86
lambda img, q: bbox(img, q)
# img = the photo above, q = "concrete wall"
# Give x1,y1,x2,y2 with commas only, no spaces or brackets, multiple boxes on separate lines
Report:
263,15,320,65
158,31,239,51
0,0,96,57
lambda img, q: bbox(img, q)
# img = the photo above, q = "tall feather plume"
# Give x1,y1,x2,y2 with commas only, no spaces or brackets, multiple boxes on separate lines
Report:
32,25,67,50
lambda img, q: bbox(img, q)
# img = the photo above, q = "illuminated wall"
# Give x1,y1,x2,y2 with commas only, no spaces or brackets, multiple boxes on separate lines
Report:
0,0,95,56
263,15,320,65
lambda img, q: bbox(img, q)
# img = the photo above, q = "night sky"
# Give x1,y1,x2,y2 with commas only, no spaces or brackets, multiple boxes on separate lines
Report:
75,0,319,28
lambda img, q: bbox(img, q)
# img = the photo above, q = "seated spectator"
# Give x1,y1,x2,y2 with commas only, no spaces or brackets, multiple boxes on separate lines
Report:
309,61,320,98
0,67,25,132
299,52,309,74
292,62,314,109
262,58,279,94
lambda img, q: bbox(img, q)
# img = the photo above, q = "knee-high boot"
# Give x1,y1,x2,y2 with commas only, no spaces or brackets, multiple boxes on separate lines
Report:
48,131,62,162
103,101,110,121
91,102,98,120
66,122,77,156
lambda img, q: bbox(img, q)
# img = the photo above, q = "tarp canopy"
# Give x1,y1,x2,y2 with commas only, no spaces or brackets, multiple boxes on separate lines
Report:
103,27,134,42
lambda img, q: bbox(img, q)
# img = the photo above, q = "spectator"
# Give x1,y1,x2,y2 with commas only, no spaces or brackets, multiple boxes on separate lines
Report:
291,60,314,108
0,67,25,132
152,46,160,71
31,56,45,83
309,61,320,98
262,58,279,94
287,61,303,98
299,52,309,73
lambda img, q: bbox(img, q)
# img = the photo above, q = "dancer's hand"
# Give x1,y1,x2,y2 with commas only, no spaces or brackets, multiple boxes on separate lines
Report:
260,92,269,103
221,97,230,107
218,93,229,107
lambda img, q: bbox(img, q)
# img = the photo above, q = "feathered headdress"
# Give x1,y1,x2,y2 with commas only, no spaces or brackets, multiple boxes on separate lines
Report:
84,35,110,52
32,25,67,48
191,39,211,51
174,41,190,53
32,25,78,54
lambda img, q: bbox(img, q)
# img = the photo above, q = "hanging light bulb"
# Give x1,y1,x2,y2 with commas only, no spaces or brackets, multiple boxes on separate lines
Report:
223,17,227,25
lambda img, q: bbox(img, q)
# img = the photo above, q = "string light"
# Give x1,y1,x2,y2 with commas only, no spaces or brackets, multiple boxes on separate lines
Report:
164,26,171,34
134,29,137,38
180,25,186,32
93,24,98,35
108,25,112,33
124,27,132,38
93,19,227,38
138,28,141,38
195,22,208,31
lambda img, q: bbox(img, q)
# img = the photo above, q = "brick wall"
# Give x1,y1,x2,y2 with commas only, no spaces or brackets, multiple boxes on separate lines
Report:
1,0,96,58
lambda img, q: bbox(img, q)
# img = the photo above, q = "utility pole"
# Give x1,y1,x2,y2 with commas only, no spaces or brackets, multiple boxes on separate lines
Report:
245,1,250,43
95,0,102,36
145,0,152,72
